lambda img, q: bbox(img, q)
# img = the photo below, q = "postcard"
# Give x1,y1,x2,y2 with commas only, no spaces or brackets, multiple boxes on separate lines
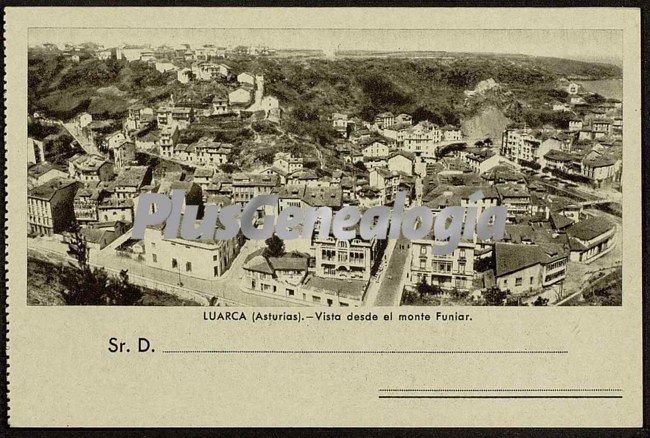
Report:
5,7,642,427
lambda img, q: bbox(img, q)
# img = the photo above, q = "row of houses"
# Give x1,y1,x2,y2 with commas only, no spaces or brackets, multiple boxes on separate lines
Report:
500,127,621,187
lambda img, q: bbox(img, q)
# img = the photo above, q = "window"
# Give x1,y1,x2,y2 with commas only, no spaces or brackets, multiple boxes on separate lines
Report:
213,255,219,261
287,289,295,296
530,276,534,285
214,266,220,277
152,254,157,263
171,258,178,269
420,246,427,255
327,299,333,307
186,262,192,272
312,296,321,303
515,277,522,286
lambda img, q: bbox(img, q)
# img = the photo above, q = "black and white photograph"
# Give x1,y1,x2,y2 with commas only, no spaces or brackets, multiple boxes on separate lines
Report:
6,7,645,429
26,27,623,307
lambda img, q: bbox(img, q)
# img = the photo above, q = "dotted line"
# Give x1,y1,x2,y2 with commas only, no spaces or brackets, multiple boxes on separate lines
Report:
379,389,622,392
161,350,568,354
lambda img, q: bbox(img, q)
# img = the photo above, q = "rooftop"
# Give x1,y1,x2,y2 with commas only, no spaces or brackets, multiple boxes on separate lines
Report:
29,177,77,201
303,275,367,301
566,216,614,242
494,243,564,278
114,166,150,188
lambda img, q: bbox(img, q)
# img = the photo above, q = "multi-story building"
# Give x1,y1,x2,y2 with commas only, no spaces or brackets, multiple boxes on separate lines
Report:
331,113,355,138
566,216,616,263
277,185,343,213
97,198,134,223
159,124,180,158
541,149,573,172
493,243,568,294
211,96,230,115
113,166,153,200
243,253,309,300
312,232,382,282
28,178,78,236
387,152,414,176
495,184,531,222
156,106,194,129
273,152,303,174
191,62,222,80
501,128,536,162
68,154,114,183
580,150,616,187
243,253,365,307
192,167,215,195
461,148,504,174
401,121,442,157
231,173,279,204
73,182,110,225
28,162,68,190
368,168,414,205
143,224,242,279
441,125,463,142
408,238,475,291
194,141,232,167
374,112,395,129
361,139,390,158
111,140,136,170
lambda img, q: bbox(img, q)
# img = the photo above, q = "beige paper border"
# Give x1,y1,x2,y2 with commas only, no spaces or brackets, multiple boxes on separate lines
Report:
5,7,642,427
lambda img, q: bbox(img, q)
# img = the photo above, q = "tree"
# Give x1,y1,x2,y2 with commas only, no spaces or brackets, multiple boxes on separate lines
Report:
263,234,285,258
401,289,419,305
532,296,549,306
60,224,143,305
482,286,508,306
416,278,441,299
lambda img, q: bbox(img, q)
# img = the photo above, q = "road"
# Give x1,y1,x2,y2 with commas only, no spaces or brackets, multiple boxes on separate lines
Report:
373,235,410,306
62,121,103,156
27,235,306,307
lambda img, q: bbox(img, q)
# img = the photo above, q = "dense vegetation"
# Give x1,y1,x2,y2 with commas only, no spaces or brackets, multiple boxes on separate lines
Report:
28,49,621,136
28,51,171,119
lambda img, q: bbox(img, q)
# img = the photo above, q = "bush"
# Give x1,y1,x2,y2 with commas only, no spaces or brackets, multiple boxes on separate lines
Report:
482,286,508,306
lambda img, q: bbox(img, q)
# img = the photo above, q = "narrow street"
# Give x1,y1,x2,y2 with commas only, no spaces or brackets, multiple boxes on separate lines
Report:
62,121,103,156
27,235,300,307
373,235,410,306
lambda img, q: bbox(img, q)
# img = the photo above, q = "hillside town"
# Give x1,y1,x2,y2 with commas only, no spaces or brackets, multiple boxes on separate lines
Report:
27,41,623,307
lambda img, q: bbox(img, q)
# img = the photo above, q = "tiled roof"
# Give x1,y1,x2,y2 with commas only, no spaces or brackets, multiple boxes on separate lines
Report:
566,216,614,242
114,166,150,188
494,243,551,277
29,178,76,201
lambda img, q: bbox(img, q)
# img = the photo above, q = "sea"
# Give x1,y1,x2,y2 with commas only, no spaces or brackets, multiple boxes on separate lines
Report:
577,79,623,100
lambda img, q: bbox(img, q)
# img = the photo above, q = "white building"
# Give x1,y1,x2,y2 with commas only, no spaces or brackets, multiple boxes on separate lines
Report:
408,239,475,291
237,72,256,86
143,225,242,279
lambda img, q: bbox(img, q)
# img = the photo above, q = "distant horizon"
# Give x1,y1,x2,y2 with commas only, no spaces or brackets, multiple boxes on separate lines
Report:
28,28,623,67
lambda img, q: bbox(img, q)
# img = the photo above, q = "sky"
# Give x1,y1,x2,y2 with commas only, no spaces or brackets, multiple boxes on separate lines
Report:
29,28,623,66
